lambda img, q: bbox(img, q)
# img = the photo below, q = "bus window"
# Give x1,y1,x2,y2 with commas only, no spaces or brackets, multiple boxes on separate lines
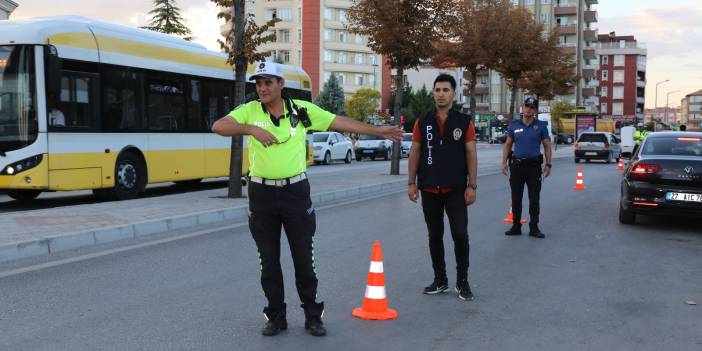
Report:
103,68,145,131
54,71,99,130
147,73,185,131
186,79,204,131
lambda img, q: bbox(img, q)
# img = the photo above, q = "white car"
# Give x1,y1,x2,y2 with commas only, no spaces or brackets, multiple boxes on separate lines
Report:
401,133,413,157
312,132,354,164
354,134,393,161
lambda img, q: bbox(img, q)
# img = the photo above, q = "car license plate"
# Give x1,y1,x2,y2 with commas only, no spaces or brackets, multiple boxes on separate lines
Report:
666,192,702,202
363,150,374,154
585,152,597,156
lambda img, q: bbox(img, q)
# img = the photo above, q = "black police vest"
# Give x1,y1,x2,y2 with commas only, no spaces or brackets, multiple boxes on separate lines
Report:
417,110,470,190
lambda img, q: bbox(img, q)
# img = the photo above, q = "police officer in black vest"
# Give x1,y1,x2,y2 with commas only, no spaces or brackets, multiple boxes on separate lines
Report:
501,97,552,238
408,74,478,301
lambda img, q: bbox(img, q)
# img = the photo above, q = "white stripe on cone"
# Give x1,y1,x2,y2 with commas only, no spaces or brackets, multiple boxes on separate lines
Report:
578,172,583,177
365,285,387,299
577,180,583,184
369,261,384,273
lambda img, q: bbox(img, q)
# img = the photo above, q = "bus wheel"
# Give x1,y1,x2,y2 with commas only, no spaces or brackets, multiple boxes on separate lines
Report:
7,189,41,202
108,152,146,200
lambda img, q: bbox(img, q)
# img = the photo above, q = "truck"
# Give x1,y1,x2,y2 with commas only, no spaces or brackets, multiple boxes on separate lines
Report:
554,118,615,144
619,126,636,157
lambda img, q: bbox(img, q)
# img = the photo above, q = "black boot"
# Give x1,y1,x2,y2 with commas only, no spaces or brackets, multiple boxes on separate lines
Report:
261,305,287,336
302,302,326,337
505,225,522,236
529,225,545,239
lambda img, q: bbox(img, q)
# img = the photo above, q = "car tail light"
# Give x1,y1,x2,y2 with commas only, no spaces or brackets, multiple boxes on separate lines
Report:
631,163,661,174
604,143,610,150
677,137,701,142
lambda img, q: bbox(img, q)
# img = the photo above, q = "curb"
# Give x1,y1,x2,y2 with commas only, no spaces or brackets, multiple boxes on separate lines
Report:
0,179,406,265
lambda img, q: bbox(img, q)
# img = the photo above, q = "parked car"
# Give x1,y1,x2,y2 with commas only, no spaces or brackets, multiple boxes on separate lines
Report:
312,132,354,164
401,133,413,158
354,134,393,161
619,132,702,224
574,132,622,163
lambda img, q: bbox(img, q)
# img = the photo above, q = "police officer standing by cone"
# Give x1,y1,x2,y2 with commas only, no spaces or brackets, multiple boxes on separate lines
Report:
407,74,478,301
212,62,403,337
501,97,552,238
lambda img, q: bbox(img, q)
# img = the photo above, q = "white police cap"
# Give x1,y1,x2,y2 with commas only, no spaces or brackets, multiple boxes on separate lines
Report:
249,62,285,81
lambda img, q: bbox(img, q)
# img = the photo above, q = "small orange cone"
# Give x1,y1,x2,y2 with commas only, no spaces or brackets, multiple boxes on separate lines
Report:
573,166,586,191
617,159,625,171
352,241,397,320
503,203,527,224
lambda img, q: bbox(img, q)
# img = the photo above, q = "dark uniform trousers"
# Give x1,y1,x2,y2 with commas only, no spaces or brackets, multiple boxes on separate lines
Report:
509,161,542,228
420,189,470,283
247,179,324,319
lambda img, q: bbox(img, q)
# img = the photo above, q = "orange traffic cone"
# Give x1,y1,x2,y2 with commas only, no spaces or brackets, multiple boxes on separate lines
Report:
352,240,398,320
573,166,586,191
616,159,625,171
503,203,527,224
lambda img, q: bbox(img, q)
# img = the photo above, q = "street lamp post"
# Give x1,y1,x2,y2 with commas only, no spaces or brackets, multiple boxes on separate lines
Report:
666,90,680,126
654,79,670,130
372,63,379,90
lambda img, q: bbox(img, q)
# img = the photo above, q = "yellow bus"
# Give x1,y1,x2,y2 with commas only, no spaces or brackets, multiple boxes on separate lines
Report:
0,16,313,201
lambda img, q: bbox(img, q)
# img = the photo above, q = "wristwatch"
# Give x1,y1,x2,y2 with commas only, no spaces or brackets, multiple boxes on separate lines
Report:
467,183,477,190
545,163,552,167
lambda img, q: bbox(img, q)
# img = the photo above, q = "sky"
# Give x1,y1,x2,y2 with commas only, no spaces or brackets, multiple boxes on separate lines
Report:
10,0,702,108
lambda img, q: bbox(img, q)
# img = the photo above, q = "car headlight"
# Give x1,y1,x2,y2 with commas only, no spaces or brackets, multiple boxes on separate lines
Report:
314,146,323,151
1,154,43,175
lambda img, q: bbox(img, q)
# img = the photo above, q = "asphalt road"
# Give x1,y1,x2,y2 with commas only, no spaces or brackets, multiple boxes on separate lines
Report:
1,157,700,351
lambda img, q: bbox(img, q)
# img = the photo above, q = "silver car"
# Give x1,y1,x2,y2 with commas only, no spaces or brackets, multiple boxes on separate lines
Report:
574,132,622,163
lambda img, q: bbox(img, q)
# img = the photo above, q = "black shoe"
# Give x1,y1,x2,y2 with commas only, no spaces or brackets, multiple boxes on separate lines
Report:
505,226,522,236
423,280,448,295
261,317,287,336
261,307,287,336
304,316,327,337
529,227,546,239
455,280,474,301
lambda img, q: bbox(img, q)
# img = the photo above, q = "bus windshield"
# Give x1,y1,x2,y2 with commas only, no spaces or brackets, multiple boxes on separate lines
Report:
0,45,37,154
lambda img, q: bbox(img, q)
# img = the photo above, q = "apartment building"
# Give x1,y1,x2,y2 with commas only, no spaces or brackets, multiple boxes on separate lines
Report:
244,0,389,107
595,32,647,125
0,0,18,20
467,0,599,118
680,89,702,131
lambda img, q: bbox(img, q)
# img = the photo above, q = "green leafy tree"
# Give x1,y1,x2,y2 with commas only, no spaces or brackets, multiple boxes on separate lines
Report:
315,74,345,115
211,0,279,198
141,0,194,40
345,88,381,123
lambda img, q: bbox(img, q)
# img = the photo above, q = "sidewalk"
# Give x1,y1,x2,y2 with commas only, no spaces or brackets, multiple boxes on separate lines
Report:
0,145,573,264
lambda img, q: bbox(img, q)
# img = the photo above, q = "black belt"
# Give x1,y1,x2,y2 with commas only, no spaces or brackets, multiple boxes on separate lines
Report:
511,157,541,165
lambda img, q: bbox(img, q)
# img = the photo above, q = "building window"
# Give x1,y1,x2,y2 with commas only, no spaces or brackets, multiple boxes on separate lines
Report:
369,55,377,65
601,70,608,81
324,7,333,20
323,71,331,82
324,29,333,41
613,86,624,99
491,73,501,84
339,9,347,22
338,73,346,85
279,30,290,43
614,55,625,66
298,29,302,43
265,9,277,21
491,92,501,103
601,86,608,97
613,70,624,83
281,51,290,63
356,75,364,86
368,74,375,87
339,31,347,43
355,53,364,65
690,96,702,103
601,56,608,65
355,35,364,45
612,102,623,115
525,0,535,5
338,52,347,64
324,50,333,62
541,0,551,4
540,13,550,23
278,8,292,21
479,75,488,85
601,103,608,113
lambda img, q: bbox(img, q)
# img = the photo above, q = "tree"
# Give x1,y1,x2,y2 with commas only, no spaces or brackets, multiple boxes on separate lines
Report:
345,89,381,123
492,5,549,118
141,0,194,40
211,0,279,198
518,31,579,104
315,74,345,115
431,0,511,118
347,0,454,175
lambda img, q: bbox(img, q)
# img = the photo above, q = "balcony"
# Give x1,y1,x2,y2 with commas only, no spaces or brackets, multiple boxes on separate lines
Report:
637,63,646,72
637,80,646,88
584,28,598,41
583,46,596,59
585,0,599,4
582,87,597,97
582,68,596,79
555,24,577,35
584,10,598,23
554,6,577,16
473,86,490,95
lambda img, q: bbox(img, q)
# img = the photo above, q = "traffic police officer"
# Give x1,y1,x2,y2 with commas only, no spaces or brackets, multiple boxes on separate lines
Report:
212,62,403,337
501,97,552,238
634,123,648,154
407,74,478,301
